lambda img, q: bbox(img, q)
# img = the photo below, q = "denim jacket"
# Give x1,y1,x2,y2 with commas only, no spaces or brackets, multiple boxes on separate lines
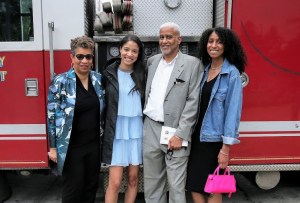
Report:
199,59,242,145
47,67,105,175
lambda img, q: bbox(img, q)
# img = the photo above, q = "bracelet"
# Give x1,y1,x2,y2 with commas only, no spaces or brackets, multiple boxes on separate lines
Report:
220,150,229,156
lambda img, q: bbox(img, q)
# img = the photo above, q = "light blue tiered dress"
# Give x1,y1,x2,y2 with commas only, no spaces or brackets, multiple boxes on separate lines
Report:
110,68,143,166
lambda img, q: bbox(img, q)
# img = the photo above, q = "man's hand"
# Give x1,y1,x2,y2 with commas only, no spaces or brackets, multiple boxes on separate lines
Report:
168,135,183,150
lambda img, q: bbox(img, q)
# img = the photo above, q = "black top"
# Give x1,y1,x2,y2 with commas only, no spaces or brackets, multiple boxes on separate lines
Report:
70,74,100,146
193,75,218,138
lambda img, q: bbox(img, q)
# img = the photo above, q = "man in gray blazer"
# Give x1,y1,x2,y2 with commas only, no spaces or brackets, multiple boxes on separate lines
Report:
143,22,204,203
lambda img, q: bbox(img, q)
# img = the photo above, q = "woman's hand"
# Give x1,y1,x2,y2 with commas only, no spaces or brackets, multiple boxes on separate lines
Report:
218,145,230,169
48,148,57,163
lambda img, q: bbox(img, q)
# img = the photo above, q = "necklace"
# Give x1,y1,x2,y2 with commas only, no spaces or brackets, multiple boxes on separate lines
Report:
210,63,223,70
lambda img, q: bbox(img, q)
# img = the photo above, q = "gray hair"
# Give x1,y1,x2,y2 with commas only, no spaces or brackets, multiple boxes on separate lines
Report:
70,36,94,55
159,22,181,36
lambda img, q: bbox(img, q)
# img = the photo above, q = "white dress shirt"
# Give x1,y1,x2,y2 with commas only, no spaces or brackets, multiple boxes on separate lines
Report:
143,55,178,122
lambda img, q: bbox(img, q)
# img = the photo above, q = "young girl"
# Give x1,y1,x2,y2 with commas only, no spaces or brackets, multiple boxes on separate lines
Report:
102,35,146,203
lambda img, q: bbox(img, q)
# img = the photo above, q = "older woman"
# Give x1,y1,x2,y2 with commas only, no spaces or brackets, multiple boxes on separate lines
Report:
47,36,104,203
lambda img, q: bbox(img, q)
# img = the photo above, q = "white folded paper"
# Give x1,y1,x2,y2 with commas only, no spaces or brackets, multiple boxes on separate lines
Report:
160,126,188,147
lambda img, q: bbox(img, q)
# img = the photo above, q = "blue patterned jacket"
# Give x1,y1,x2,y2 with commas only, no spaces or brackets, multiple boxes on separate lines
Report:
47,67,105,175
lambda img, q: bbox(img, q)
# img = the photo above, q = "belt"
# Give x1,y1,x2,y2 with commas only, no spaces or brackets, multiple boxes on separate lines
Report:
147,116,164,125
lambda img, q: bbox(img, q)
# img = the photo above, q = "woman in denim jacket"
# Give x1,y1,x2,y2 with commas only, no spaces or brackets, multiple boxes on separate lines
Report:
186,27,247,203
47,36,104,203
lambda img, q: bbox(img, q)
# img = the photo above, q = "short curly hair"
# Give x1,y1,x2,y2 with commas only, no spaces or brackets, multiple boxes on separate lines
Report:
199,27,247,74
159,22,181,36
70,36,94,55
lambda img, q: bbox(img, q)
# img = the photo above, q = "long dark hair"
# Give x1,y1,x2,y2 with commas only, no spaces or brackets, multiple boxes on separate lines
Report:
120,35,146,98
199,27,247,74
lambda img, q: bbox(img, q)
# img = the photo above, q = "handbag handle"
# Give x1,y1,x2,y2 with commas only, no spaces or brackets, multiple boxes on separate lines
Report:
210,166,235,198
213,166,231,176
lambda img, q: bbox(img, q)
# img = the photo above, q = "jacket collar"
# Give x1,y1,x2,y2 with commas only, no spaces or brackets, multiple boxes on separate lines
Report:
146,51,184,98
66,67,97,83
104,59,121,90
105,59,121,79
66,67,76,79
165,52,184,96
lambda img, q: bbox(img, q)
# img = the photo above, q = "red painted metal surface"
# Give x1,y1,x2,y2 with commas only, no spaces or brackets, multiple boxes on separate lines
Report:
229,0,300,165
230,137,300,165
0,50,70,169
0,137,48,168
0,51,46,123
232,0,300,121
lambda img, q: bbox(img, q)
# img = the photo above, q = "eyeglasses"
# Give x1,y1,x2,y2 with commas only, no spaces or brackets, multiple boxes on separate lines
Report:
75,54,93,60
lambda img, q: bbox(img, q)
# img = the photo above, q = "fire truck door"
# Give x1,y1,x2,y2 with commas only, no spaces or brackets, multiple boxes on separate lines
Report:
0,0,48,169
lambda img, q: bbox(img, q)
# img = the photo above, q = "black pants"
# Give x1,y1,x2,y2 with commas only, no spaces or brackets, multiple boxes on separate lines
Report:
62,142,100,203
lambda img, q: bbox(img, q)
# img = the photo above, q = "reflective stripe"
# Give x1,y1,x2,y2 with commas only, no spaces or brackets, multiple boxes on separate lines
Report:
238,121,300,137
0,137,46,140
239,133,300,137
0,161,47,164
0,124,46,134
239,121,300,132
0,122,299,136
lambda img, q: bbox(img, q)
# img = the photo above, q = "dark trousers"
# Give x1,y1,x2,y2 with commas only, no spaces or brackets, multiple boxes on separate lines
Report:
62,142,100,203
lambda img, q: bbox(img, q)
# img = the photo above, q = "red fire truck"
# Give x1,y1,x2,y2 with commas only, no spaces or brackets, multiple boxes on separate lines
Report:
1,0,299,199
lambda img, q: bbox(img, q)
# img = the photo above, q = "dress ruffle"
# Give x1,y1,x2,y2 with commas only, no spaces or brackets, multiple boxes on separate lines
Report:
115,116,143,139
111,138,143,166
110,69,143,166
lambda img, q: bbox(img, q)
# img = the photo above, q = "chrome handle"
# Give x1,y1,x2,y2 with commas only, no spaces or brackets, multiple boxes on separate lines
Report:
25,78,39,96
48,22,55,79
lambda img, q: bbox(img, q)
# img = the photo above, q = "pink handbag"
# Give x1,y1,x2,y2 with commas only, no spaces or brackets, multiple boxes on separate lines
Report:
204,166,236,198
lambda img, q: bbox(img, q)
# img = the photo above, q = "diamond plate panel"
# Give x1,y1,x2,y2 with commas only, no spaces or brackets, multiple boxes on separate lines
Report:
132,0,213,37
229,164,300,172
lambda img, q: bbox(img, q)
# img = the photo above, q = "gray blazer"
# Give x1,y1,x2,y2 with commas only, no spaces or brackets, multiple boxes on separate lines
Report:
145,51,203,156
